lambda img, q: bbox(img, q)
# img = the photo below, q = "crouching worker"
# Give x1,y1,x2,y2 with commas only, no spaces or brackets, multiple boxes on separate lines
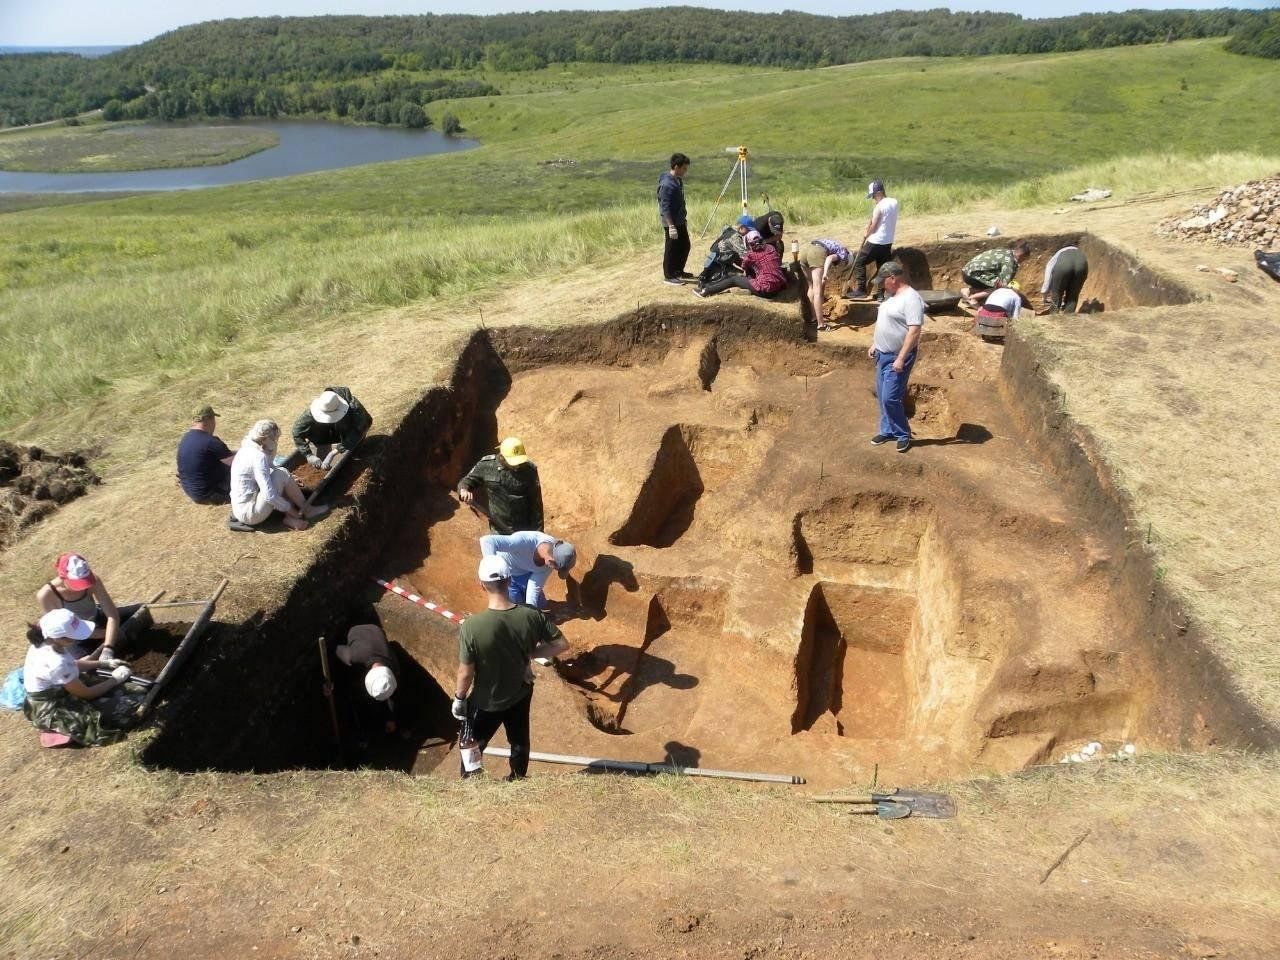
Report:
457,437,544,536
23,609,133,747
479,531,577,611
453,555,568,780
293,387,372,471
231,420,328,531
697,214,753,287
695,230,788,299
334,624,400,736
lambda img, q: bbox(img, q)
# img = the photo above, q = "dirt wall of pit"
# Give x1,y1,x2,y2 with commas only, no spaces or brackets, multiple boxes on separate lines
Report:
143,306,805,772
999,329,1278,751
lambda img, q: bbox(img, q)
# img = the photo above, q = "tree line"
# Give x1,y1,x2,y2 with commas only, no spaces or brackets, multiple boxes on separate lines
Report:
0,8,1269,127
1224,11,1280,59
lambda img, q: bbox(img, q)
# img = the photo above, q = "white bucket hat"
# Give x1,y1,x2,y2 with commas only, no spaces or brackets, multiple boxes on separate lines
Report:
310,390,350,424
365,664,397,701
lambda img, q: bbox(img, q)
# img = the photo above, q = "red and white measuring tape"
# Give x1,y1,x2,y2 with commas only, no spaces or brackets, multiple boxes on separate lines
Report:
373,577,467,625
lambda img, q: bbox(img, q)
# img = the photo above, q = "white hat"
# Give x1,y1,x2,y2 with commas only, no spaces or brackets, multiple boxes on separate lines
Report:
40,608,93,642
478,555,511,582
365,664,397,701
310,390,350,424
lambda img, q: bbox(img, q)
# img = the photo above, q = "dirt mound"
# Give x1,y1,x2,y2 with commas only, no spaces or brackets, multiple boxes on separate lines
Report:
0,440,100,549
1156,177,1280,247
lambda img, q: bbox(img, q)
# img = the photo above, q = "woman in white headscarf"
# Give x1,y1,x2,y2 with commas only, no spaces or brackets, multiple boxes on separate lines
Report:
230,419,327,531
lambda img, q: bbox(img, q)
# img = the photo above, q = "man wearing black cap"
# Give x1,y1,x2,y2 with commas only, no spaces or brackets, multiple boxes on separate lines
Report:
176,405,234,504
846,180,899,300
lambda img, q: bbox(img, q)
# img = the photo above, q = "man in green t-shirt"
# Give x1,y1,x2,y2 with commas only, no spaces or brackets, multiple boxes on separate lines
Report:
452,555,568,779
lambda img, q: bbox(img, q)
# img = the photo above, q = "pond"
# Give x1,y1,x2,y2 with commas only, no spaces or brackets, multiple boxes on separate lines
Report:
0,120,477,193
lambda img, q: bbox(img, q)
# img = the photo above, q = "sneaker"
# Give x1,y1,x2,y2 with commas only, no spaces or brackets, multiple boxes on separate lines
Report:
663,277,684,286
844,287,869,300
679,271,697,280
896,438,912,454
693,286,709,298
817,322,832,332
870,434,893,445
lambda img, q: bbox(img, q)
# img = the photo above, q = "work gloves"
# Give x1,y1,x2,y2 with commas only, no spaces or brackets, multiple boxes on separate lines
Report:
321,448,341,470
451,697,467,721
667,224,679,239
306,454,324,469
111,665,132,682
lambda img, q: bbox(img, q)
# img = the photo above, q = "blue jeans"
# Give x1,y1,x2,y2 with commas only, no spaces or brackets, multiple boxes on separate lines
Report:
875,348,917,440
507,572,550,609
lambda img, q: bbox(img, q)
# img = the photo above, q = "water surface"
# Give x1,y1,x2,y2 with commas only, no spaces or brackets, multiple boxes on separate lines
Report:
0,120,477,193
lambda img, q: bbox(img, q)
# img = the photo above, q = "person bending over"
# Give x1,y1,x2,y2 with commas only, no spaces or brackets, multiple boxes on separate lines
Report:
292,387,372,471
797,238,852,330
695,230,788,299
961,241,1031,305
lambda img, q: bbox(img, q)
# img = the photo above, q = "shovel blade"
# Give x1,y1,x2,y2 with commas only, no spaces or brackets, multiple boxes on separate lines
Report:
845,800,911,819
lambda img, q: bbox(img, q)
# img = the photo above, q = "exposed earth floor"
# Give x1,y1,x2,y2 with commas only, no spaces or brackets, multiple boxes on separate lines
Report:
2,191,1280,958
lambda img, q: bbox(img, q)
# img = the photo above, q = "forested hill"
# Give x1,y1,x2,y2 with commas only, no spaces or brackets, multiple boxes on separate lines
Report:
1,7,1267,127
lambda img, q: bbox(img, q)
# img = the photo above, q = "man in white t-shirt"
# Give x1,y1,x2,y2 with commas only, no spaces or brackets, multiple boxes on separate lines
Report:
846,179,899,300
867,262,926,454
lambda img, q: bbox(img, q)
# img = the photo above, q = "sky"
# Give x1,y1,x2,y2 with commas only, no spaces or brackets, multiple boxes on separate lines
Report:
0,0,1265,47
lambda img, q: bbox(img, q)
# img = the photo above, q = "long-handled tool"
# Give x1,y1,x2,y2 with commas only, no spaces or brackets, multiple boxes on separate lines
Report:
484,746,805,784
317,633,341,744
812,788,956,819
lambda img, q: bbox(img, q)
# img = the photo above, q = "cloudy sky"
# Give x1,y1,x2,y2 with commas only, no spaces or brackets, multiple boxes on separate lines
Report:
2,1,1246,47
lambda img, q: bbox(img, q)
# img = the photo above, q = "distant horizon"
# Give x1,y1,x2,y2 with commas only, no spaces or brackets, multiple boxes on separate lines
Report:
4,2,1271,48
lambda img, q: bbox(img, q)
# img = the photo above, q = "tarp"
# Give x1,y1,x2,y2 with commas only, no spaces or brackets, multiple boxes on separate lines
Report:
1256,250,1280,283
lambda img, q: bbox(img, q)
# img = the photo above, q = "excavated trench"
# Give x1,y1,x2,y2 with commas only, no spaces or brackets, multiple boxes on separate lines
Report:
144,246,1273,785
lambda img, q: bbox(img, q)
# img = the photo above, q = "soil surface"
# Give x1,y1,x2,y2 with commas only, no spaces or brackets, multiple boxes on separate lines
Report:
0,440,98,549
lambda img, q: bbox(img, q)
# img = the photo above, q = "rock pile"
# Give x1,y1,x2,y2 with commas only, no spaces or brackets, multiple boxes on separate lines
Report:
0,441,99,549
1157,177,1280,247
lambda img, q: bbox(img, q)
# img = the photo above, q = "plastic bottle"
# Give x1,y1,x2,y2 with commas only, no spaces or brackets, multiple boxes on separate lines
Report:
459,718,483,776
790,239,799,263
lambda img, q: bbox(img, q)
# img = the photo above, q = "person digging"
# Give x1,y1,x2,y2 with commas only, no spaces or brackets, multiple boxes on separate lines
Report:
457,436,544,536
452,555,568,781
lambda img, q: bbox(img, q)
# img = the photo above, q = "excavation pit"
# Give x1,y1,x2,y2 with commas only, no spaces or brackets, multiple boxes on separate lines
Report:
143,302,1277,783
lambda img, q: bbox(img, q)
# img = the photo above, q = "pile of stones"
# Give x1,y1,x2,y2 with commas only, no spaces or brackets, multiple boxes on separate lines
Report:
1156,177,1280,248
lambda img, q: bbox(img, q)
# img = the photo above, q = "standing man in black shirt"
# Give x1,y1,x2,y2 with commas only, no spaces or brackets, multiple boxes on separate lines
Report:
657,152,692,285
457,436,544,535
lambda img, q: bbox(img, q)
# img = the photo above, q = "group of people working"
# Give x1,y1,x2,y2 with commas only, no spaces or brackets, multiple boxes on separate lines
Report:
16,552,145,746
176,387,372,531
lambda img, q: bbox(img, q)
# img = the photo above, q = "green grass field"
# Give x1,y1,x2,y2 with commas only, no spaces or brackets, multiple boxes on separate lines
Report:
0,39,1277,431
0,120,278,172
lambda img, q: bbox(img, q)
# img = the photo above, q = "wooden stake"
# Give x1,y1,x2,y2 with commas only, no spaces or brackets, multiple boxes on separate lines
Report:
317,634,341,745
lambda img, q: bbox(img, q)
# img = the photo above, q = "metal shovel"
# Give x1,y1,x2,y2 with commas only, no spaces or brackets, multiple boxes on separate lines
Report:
813,788,957,819
844,799,912,819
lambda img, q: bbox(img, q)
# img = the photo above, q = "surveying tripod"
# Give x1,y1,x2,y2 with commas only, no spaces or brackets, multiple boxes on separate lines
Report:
699,145,752,239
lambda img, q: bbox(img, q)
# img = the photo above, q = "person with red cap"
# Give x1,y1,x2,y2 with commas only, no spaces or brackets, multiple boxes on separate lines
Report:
36,553,142,665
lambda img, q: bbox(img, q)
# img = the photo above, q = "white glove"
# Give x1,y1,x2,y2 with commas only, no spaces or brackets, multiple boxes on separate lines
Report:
451,698,467,721
321,449,340,469
103,658,128,669
111,665,132,682
306,454,323,468
667,224,678,239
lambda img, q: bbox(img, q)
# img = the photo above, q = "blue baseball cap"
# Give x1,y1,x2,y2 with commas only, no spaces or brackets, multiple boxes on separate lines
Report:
737,214,754,227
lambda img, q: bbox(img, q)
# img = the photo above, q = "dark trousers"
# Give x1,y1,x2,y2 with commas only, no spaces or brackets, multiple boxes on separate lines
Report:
1047,249,1088,314
700,274,754,296
662,222,691,279
463,686,534,779
851,242,893,291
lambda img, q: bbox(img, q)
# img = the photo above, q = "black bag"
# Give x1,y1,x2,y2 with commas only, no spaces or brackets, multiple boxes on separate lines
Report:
1256,250,1280,283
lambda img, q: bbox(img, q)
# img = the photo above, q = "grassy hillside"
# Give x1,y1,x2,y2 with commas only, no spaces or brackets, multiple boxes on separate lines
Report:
1,40,1277,433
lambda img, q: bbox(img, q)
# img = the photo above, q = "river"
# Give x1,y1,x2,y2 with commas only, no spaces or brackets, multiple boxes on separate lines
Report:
0,119,478,193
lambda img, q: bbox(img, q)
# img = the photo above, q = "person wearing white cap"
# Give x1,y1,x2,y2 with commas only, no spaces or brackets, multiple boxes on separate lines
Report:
332,623,400,735
230,419,328,531
845,179,898,300
21,608,133,746
478,531,577,611
453,555,568,779
291,386,372,469
457,436,543,536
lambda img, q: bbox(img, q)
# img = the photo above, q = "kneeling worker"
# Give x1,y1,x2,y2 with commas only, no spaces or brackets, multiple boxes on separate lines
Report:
453,555,568,780
334,624,399,735
293,387,372,470
457,437,543,535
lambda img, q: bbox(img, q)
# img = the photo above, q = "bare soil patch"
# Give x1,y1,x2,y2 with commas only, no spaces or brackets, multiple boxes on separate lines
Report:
0,440,98,549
